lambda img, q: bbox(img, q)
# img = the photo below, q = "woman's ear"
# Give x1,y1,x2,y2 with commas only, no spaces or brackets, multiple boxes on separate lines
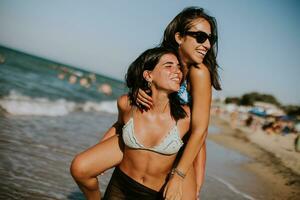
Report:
175,32,183,46
143,70,152,82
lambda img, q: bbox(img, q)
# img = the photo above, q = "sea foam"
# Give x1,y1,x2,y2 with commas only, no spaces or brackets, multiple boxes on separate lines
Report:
0,90,117,116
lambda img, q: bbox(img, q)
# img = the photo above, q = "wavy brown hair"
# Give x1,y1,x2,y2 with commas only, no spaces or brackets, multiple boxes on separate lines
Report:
161,6,221,90
126,47,187,121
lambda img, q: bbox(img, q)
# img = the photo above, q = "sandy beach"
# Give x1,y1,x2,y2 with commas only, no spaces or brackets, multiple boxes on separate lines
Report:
208,115,300,200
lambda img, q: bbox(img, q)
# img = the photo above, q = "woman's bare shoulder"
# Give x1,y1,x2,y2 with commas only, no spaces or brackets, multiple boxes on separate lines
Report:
189,64,211,94
189,63,211,81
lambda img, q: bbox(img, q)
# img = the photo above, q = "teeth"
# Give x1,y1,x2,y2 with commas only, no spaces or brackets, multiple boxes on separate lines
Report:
197,50,206,55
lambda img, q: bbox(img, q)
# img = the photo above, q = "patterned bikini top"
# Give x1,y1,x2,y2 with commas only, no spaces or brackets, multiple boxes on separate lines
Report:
177,80,191,104
122,111,184,155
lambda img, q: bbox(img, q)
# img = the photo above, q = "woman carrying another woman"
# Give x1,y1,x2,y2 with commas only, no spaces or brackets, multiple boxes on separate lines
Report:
71,6,221,200
155,7,221,200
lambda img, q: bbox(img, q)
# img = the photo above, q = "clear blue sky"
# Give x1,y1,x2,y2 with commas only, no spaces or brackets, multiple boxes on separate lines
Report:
0,0,299,105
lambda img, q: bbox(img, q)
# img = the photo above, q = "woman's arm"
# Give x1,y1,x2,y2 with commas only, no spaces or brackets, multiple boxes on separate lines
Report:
164,64,212,200
193,141,206,198
100,95,130,142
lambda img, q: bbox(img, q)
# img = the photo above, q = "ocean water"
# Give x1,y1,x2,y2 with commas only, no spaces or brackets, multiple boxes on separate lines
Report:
0,46,265,199
0,46,122,199
0,46,126,116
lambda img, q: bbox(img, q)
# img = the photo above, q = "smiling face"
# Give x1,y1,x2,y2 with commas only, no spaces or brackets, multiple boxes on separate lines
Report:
144,53,182,93
176,18,212,65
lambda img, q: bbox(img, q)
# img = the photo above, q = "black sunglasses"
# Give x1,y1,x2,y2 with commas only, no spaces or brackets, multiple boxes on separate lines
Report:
184,31,216,44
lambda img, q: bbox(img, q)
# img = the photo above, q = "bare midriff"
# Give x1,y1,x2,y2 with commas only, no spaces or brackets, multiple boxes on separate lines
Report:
118,148,177,191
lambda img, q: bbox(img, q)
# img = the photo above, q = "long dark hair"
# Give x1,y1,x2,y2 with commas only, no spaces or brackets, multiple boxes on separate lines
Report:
161,6,221,90
126,47,187,120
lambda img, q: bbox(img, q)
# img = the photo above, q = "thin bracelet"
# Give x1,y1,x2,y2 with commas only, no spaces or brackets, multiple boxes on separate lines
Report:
171,168,186,179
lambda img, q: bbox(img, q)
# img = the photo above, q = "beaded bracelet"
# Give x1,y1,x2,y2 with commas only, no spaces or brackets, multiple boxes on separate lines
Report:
171,168,186,179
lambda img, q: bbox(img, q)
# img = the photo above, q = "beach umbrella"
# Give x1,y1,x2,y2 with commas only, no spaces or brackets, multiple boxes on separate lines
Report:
249,107,267,117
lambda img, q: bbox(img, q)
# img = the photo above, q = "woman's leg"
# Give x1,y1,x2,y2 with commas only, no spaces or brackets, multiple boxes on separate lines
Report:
70,135,123,200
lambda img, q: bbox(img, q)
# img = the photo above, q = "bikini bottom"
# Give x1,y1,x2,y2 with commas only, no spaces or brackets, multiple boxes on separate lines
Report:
103,166,165,200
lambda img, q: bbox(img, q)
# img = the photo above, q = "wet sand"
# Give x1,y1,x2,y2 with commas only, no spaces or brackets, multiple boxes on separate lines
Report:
208,115,300,200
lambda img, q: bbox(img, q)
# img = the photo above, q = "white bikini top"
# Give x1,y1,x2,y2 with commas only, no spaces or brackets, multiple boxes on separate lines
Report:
122,110,184,155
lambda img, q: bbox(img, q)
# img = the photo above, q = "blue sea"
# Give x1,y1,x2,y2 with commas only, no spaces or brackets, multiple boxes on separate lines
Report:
0,46,124,199
0,46,268,199
0,46,126,116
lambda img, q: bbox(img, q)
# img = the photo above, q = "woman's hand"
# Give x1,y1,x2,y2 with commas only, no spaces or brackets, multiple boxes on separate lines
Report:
137,88,153,109
163,175,183,200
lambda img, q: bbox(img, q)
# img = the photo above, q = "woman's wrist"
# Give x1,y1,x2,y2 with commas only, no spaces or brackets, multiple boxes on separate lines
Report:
171,168,186,179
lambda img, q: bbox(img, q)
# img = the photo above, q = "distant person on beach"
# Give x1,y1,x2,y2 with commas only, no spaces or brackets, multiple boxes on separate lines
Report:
69,75,77,84
70,7,221,200
295,134,300,152
230,110,238,128
98,83,112,96
245,115,253,127
57,73,65,80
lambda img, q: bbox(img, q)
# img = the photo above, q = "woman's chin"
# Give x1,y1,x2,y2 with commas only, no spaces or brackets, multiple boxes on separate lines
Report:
191,55,204,65
164,84,180,94
172,85,181,92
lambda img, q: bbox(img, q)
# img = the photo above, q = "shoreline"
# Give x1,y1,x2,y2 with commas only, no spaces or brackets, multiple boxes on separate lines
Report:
208,115,300,199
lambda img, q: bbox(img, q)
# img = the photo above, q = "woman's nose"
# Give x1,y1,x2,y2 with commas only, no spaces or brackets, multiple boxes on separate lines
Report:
203,38,211,50
174,67,182,79
173,66,181,73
